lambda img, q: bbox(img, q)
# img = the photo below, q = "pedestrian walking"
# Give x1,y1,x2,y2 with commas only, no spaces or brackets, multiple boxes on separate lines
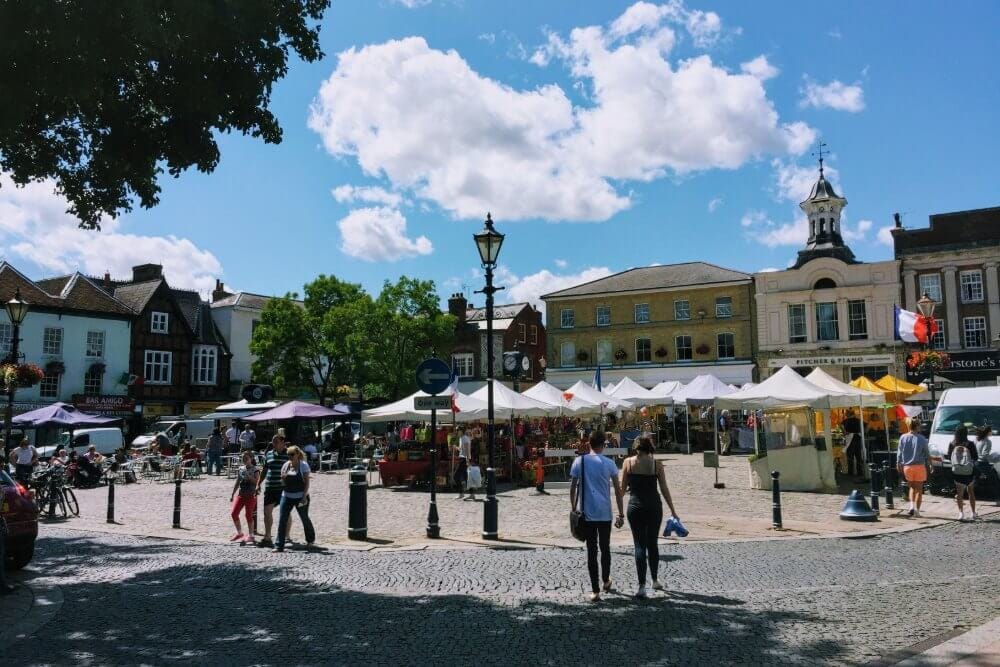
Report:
239,424,256,452
255,435,289,548
206,428,224,476
719,409,733,455
896,417,931,517
274,446,316,552
974,426,1000,504
454,454,469,500
842,409,864,477
570,431,625,602
621,436,679,598
11,438,37,484
948,426,979,521
230,451,259,544
534,451,549,495
225,423,240,453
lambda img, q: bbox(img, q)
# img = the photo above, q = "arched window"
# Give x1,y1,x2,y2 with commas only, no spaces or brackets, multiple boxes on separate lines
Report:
810,220,816,237
819,218,826,233
814,278,837,289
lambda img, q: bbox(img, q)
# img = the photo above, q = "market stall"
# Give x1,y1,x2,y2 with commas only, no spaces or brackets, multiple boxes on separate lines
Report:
805,368,886,473
671,374,736,453
522,381,602,415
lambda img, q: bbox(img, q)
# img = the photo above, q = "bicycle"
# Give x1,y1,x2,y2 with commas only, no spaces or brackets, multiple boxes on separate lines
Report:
30,469,79,518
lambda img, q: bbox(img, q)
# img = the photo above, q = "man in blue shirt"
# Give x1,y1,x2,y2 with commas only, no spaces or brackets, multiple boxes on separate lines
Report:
570,431,624,602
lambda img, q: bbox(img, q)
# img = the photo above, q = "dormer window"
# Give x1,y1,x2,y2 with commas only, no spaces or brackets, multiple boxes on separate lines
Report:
151,311,169,333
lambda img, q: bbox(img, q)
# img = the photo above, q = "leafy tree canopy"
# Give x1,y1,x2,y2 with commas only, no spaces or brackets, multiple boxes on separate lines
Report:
0,0,330,228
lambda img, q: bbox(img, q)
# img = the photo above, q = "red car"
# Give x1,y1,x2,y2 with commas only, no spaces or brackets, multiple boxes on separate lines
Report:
2,468,38,569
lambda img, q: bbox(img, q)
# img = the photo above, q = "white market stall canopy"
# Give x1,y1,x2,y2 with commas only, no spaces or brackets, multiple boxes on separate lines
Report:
650,380,684,399
566,380,633,411
522,381,604,415
604,376,672,406
470,379,557,417
716,366,846,411
671,374,736,405
805,368,886,408
361,387,489,423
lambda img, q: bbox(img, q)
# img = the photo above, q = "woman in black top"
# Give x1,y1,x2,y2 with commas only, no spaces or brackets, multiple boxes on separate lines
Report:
620,437,679,598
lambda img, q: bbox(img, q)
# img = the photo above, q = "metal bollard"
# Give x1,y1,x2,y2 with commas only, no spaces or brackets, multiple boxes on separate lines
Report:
883,463,894,510
348,465,368,540
106,473,116,524
172,478,182,528
47,477,58,519
869,463,880,515
771,470,782,530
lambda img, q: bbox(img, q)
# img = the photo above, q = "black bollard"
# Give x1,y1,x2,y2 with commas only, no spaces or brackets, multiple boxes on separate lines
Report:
771,470,782,529
869,463,880,515
172,478,182,528
348,465,367,540
883,463,894,510
47,476,58,519
106,472,116,524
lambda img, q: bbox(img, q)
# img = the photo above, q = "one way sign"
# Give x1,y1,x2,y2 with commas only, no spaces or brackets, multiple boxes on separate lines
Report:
415,358,452,395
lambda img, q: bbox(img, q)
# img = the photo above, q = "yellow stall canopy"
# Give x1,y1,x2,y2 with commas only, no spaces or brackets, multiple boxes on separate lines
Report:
875,374,923,404
850,376,887,398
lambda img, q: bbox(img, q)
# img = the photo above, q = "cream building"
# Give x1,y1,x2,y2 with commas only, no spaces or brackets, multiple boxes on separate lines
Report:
754,160,904,381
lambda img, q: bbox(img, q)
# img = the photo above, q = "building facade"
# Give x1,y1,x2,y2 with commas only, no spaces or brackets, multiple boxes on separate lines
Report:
210,280,278,387
541,263,755,388
892,206,1000,387
754,162,904,382
0,263,133,418
446,294,546,392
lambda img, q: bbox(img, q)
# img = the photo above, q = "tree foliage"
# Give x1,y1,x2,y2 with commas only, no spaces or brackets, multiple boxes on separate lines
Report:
250,275,456,404
0,0,330,228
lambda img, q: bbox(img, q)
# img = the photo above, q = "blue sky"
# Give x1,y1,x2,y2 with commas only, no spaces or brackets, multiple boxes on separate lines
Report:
2,1,998,309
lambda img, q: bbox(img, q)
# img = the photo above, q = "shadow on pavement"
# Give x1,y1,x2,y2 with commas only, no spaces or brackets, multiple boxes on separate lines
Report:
6,533,847,666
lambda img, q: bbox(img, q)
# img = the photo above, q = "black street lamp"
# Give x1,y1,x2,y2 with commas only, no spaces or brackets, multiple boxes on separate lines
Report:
4,288,30,460
473,212,504,540
915,292,938,408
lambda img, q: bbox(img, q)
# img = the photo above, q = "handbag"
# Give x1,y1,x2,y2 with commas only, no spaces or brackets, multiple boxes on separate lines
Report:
569,454,587,542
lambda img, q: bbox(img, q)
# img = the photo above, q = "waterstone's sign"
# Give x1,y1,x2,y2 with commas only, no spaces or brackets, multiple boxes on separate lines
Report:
904,351,1000,383
767,354,895,368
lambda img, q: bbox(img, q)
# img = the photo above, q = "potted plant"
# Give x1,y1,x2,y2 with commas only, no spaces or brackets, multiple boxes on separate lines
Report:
13,363,44,388
45,359,66,375
655,346,668,359
614,348,627,361
576,351,589,363
695,343,710,355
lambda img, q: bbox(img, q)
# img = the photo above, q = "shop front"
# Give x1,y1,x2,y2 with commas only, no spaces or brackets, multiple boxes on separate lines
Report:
764,352,903,384
903,350,1000,388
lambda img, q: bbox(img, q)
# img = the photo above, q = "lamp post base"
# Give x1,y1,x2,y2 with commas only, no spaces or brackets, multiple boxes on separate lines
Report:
426,500,440,539
482,467,498,540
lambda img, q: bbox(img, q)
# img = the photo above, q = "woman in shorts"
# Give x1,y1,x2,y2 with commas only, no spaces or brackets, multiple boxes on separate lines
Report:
896,417,931,517
948,426,979,521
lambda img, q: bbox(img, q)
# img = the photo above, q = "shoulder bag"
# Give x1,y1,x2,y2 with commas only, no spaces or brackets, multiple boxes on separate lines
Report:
570,454,587,542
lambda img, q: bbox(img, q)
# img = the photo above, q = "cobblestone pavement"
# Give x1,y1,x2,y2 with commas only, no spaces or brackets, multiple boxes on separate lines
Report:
62,454,988,548
4,518,999,665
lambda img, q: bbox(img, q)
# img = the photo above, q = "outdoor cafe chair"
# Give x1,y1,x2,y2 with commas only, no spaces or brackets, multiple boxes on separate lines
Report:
318,452,337,473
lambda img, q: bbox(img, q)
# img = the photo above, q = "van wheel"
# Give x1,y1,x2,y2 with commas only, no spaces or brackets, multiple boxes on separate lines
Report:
6,539,35,570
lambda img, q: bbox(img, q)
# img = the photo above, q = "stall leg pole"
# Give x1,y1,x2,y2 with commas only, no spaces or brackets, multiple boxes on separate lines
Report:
686,405,691,456
713,405,724,489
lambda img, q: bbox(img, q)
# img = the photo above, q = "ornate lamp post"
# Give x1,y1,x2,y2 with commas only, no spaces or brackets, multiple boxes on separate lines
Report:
4,289,30,459
474,213,504,540
915,292,938,407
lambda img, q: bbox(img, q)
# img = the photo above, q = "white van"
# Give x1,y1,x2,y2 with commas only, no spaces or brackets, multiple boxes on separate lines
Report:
928,387,1000,484
37,427,125,460
131,418,215,448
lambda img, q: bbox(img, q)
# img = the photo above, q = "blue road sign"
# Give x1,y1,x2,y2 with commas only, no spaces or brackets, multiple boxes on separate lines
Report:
415,358,452,395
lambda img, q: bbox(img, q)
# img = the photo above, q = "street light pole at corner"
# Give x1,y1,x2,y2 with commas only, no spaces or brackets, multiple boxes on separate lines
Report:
3,289,30,461
915,292,938,409
474,213,505,541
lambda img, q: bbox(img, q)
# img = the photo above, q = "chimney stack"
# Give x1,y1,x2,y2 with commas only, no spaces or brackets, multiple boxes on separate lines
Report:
893,212,902,228
212,279,233,303
103,271,112,290
131,263,163,283
448,292,467,321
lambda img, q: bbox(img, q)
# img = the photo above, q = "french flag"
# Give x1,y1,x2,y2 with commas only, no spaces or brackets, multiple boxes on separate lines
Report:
894,305,937,344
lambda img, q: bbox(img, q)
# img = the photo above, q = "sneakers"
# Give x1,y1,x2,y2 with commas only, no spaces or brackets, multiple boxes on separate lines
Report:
651,580,664,591
957,511,966,521
663,516,689,538
257,538,273,548
634,586,648,599
907,508,915,517
602,579,613,593
971,512,980,521
589,592,601,603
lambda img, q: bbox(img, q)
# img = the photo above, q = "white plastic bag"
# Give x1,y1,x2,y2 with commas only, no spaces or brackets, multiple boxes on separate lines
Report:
467,465,483,489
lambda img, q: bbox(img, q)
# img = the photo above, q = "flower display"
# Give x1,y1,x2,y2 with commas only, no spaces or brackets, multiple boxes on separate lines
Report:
906,350,951,371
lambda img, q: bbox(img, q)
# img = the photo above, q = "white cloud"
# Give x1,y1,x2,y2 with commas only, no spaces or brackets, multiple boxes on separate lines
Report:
500,265,613,312
800,78,865,112
392,0,430,7
828,28,842,39
740,55,778,81
772,158,840,203
842,218,872,242
877,225,895,246
337,206,432,262
478,33,496,45
685,8,723,48
758,267,780,273
554,258,568,268
708,197,723,213
309,2,814,224
331,184,403,207
740,210,766,227
0,174,222,295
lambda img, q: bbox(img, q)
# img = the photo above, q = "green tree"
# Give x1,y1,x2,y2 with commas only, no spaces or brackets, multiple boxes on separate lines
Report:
0,0,329,229
368,277,456,400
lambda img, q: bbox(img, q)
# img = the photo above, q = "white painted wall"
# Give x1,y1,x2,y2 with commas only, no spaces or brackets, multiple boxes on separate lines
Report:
0,310,132,401
211,305,259,383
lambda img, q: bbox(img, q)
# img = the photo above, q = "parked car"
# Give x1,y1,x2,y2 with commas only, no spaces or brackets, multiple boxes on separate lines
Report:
36,427,125,460
927,387,1000,496
320,421,361,443
1,468,38,569
131,418,215,448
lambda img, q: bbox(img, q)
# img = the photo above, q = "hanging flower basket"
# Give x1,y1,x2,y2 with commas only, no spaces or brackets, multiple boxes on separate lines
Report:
89,361,107,375
695,343,710,355
45,360,66,376
655,346,669,359
614,348,627,361
4,363,44,389
576,351,589,362
906,350,951,372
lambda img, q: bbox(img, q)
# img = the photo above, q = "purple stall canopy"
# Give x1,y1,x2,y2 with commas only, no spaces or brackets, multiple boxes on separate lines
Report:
243,400,350,423
12,402,121,428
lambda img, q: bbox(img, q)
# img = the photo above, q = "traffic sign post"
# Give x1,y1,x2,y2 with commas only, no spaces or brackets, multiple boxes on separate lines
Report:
414,395,451,410
415,358,452,395
415,358,449,539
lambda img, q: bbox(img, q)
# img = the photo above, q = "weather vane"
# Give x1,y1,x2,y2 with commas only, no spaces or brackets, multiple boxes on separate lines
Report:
812,141,828,175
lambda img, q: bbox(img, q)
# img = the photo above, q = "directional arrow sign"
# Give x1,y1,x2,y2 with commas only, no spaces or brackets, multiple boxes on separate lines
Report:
415,395,451,410
415,358,452,395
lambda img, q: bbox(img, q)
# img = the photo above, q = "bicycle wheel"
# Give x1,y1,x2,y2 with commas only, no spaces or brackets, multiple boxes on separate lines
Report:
63,487,80,516
33,486,50,515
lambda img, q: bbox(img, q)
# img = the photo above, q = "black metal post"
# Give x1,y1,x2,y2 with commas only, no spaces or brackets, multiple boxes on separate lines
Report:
106,471,116,523
869,463,880,515
172,478,182,528
483,263,498,540
348,464,368,540
47,475,58,519
771,470,782,529
3,322,21,460
883,463,894,510
427,408,440,538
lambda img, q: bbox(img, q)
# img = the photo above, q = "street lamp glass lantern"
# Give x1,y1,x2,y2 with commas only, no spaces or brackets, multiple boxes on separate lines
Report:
473,213,504,267
5,288,29,325
916,292,936,319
